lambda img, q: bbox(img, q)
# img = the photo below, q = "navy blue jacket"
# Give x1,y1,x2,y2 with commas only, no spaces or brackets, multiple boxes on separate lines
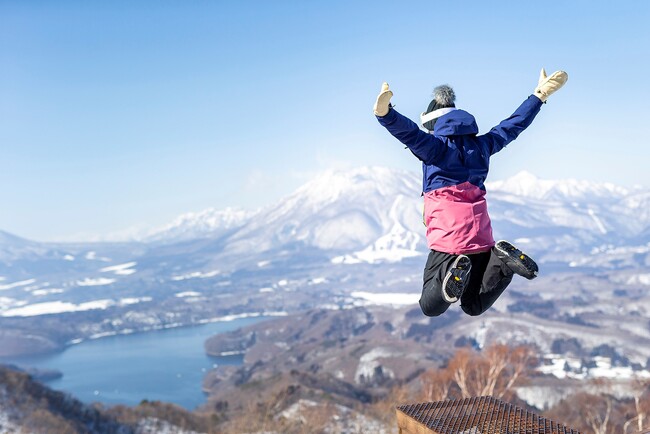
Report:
377,95,543,193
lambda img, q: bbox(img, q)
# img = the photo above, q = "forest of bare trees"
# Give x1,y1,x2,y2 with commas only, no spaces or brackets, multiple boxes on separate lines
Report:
216,343,649,433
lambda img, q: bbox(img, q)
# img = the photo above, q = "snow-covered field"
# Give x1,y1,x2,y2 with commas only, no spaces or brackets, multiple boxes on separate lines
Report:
350,291,419,307
539,354,650,380
1,297,152,317
171,270,220,281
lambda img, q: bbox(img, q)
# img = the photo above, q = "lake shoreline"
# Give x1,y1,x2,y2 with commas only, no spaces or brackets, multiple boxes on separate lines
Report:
66,310,288,345
0,314,276,410
0,310,287,361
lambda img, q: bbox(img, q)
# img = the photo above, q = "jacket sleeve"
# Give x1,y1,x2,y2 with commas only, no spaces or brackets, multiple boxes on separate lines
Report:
376,108,445,164
483,95,543,155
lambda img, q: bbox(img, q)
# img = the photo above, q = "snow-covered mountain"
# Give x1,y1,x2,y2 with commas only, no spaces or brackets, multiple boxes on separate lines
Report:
203,167,648,266
486,171,634,202
484,172,650,265
221,167,425,262
3,167,648,270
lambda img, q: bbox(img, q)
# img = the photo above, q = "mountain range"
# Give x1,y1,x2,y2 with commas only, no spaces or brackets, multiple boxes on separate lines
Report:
3,167,649,273
0,167,649,360
135,168,650,261
119,168,650,266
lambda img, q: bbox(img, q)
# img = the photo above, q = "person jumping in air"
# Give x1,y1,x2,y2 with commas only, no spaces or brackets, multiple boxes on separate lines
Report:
374,69,568,317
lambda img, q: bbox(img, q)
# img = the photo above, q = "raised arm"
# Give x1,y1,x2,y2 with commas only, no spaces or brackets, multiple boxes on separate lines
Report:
374,82,445,164
484,68,568,155
484,95,543,155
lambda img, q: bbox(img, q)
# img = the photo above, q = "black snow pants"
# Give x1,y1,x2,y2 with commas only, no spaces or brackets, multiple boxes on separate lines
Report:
419,248,514,317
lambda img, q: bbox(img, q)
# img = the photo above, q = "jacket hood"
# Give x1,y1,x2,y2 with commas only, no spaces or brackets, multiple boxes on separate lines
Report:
433,109,478,136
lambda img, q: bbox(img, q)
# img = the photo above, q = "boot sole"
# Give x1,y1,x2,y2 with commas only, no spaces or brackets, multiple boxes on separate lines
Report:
495,241,538,280
442,255,472,303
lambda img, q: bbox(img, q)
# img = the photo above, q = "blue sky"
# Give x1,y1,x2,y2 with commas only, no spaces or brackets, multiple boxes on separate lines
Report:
1,1,649,241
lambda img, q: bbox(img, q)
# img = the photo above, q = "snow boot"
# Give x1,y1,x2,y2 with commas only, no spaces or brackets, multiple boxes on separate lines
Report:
494,240,538,280
442,255,472,303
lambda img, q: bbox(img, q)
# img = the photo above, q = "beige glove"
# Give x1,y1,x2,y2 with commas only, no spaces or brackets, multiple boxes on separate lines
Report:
534,68,568,102
373,82,393,116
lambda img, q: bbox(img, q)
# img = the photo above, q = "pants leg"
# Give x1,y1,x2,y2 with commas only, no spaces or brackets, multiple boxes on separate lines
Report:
460,248,514,316
459,251,490,313
419,250,457,317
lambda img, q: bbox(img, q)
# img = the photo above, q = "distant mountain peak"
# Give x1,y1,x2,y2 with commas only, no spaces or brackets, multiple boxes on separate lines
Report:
293,166,420,204
487,171,631,201
144,207,254,243
163,207,251,229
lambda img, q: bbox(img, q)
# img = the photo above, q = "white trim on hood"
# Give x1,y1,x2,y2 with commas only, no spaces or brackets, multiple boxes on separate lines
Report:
420,107,457,126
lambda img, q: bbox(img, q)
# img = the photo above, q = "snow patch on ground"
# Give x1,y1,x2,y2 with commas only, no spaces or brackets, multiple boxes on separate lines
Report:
136,416,203,434
101,261,137,275
625,273,650,286
332,240,423,264
32,288,65,296
85,251,111,261
470,321,490,349
336,224,423,264
0,279,37,291
278,400,390,433
1,297,152,317
354,347,395,384
198,311,288,323
217,350,245,356
516,386,572,411
279,399,319,423
171,270,220,281
76,277,116,286
120,297,152,305
350,291,418,307
594,243,650,256
2,299,114,317
0,296,26,311
0,409,19,434
175,291,202,298
538,354,650,380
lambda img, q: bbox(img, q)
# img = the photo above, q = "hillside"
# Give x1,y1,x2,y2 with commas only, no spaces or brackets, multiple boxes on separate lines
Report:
0,365,130,433
201,296,650,413
0,365,213,434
